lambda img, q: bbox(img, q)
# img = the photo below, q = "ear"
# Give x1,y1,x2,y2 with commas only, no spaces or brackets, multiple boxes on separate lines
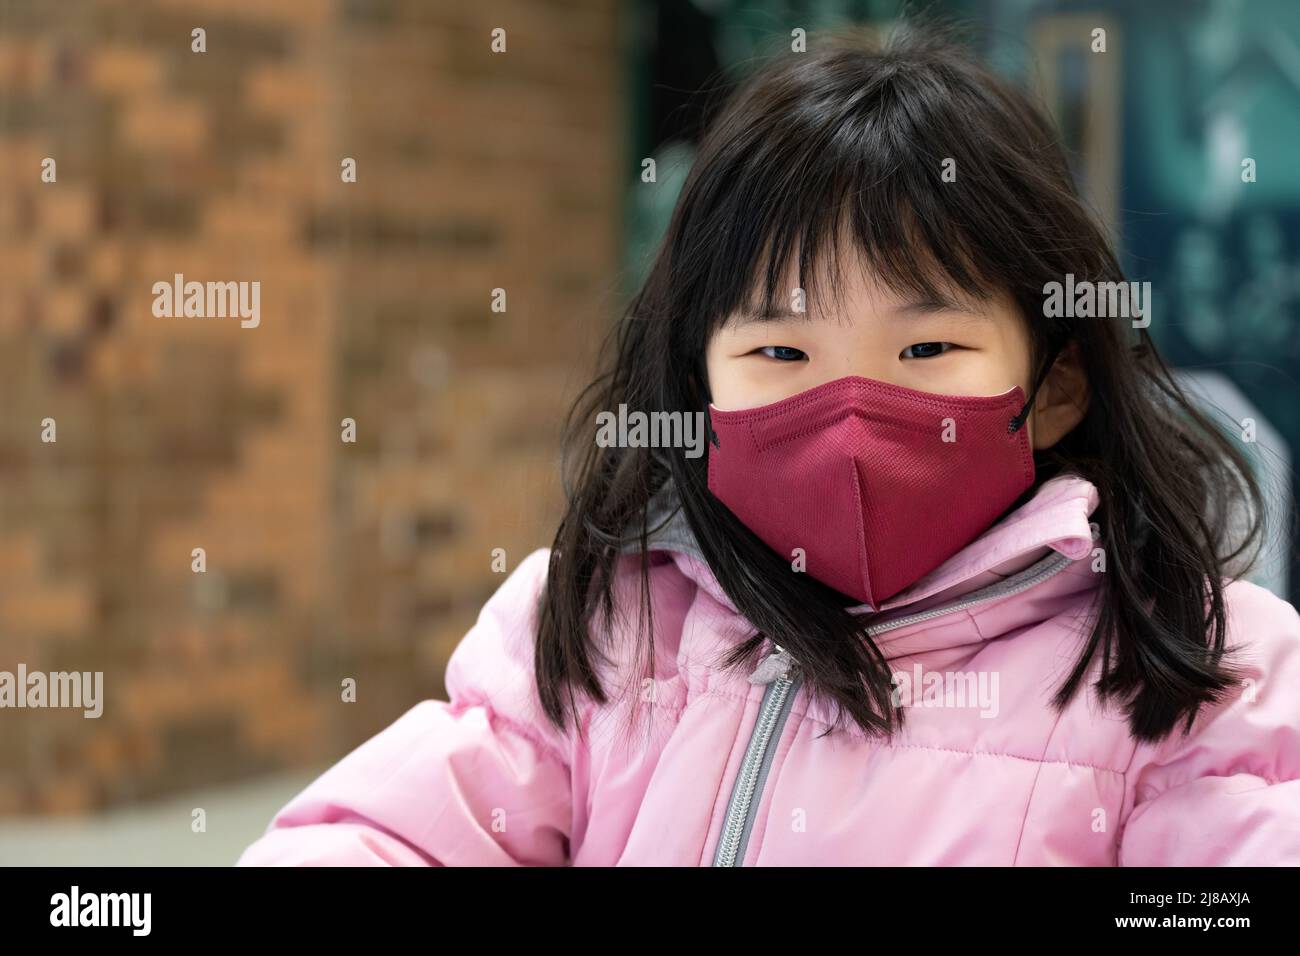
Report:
1029,340,1089,450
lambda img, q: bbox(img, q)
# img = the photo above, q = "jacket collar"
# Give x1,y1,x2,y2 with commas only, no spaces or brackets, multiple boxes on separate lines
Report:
633,474,1100,618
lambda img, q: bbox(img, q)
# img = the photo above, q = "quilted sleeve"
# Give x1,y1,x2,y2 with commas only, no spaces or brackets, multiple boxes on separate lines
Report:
1117,580,1300,866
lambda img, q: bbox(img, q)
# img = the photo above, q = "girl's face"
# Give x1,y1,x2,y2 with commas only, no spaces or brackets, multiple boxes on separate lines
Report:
705,255,1089,451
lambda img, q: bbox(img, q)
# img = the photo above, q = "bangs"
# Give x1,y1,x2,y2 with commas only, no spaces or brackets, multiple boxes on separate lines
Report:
736,187,995,331
672,27,1085,342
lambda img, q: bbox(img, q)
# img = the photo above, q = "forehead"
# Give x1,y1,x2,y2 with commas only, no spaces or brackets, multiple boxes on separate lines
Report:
727,254,1008,331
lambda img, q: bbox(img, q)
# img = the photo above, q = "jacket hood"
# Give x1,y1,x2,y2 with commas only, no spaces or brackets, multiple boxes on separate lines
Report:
627,473,1101,621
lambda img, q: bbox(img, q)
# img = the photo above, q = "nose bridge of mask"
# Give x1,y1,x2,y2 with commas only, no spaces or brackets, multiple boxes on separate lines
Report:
707,375,1032,432
713,376,1028,446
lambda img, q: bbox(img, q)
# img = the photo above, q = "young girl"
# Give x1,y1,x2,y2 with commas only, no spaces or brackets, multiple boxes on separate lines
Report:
238,26,1300,866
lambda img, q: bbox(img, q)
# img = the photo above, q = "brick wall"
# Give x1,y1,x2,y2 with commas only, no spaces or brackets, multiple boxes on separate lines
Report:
0,0,622,814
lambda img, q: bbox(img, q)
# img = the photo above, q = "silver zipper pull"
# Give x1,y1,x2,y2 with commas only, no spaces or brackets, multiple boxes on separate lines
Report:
748,642,796,684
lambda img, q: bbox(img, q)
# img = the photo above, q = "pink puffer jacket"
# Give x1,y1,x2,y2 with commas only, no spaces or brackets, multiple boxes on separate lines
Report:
236,474,1300,866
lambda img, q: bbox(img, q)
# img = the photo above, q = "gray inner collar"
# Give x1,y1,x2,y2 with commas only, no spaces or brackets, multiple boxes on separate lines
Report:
619,481,704,562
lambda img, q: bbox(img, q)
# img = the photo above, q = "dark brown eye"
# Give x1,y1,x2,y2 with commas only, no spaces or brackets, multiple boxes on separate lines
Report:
902,342,953,359
759,346,806,361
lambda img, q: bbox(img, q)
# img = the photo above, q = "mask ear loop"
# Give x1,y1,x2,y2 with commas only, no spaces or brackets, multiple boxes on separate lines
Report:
1008,342,1066,434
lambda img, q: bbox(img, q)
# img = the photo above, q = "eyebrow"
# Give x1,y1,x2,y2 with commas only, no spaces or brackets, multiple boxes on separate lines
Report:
731,295,990,326
893,294,985,317
732,306,816,324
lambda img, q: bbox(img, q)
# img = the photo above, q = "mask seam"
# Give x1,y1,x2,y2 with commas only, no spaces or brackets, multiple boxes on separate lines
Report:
851,459,876,605
744,406,1004,453
710,379,1023,424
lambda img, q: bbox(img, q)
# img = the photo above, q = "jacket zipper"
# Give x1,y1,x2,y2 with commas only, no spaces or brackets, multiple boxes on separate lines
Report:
710,646,802,866
709,549,1077,866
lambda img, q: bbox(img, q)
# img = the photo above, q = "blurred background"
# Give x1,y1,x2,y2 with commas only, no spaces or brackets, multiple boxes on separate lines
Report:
0,0,1296,864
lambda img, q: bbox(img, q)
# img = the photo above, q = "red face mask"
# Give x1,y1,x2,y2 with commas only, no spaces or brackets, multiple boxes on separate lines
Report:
705,376,1037,609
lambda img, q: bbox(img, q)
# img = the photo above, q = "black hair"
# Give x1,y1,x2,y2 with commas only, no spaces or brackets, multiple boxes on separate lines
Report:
535,22,1266,745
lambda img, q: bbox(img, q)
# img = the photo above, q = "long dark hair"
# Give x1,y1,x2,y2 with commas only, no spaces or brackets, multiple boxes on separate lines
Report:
535,23,1266,746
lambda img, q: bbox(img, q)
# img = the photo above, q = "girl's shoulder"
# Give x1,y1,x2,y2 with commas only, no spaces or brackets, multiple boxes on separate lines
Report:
1126,576,1300,796
1220,575,1300,667
450,546,707,707
1117,576,1300,864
